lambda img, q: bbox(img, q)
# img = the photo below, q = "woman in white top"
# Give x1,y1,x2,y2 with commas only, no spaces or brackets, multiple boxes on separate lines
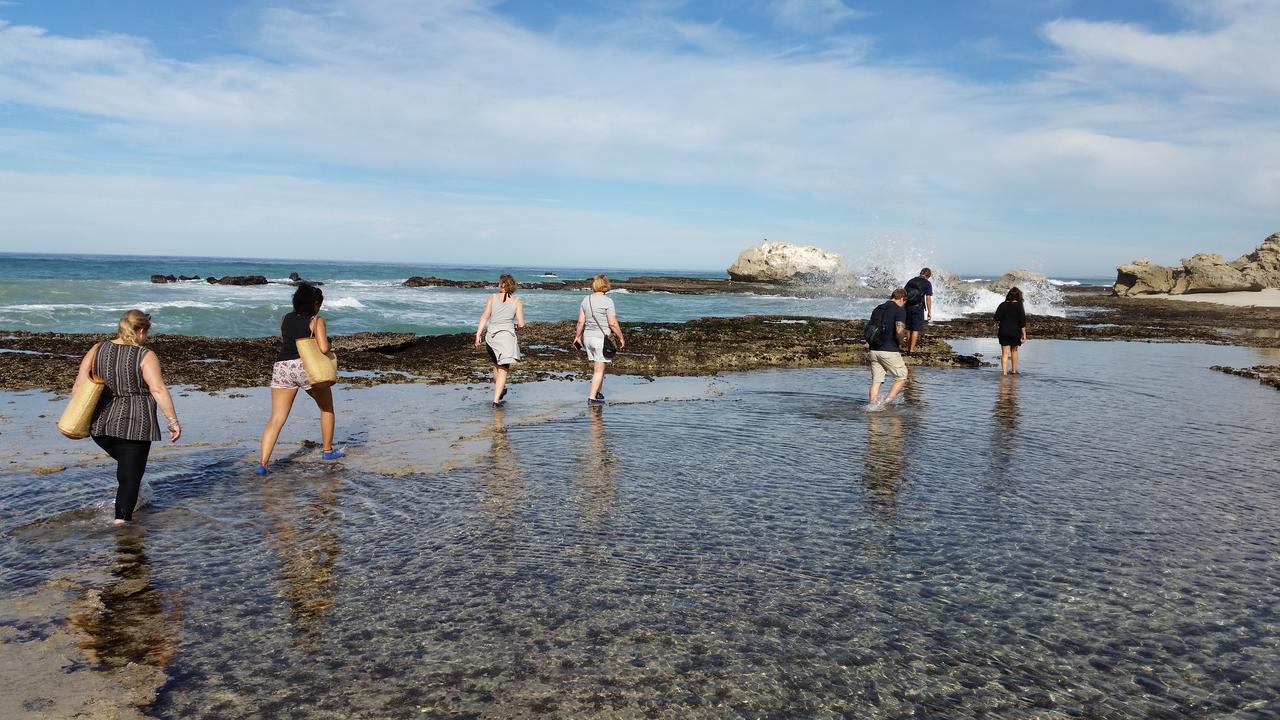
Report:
573,274,625,404
474,274,525,407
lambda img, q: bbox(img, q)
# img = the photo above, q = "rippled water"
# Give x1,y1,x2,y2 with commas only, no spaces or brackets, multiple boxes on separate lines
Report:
3,340,1278,718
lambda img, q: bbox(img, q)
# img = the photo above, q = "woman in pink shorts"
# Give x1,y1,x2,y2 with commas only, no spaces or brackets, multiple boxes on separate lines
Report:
256,283,343,474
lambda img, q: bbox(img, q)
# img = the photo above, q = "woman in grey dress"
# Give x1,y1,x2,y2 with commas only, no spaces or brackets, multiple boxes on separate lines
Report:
573,274,625,404
474,274,525,407
72,309,181,524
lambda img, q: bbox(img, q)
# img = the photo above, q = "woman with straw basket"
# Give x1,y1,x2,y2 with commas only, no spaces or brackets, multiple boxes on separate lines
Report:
257,282,343,475
68,309,181,524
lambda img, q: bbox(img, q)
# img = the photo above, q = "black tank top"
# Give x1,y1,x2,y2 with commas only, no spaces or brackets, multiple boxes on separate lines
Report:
276,312,314,362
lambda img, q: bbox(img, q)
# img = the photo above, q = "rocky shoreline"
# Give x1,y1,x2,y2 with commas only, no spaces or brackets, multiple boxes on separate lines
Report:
2,286,1278,393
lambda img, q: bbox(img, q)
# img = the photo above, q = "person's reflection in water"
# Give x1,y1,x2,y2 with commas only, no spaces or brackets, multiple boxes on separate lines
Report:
478,407,525,534
575,405,617,531
69,525,180,669
902,367,923,407
258,469,342,648
990,374,1020,478
861,413,905,518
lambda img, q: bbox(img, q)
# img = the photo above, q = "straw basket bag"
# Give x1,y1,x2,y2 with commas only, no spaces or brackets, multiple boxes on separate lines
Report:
296,338,338,386
57,342,105,439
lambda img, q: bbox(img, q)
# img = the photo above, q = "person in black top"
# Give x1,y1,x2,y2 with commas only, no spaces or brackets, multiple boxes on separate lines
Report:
993,287,1029,375
867,288,910,410
257,283,343,475
904,268,933,354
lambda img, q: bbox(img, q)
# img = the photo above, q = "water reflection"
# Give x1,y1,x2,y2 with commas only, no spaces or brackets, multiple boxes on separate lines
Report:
902,367,923,407
477,408,525,533
862,413,905,516
574,406,617,531
68,526,180,668
258,472,342,647
989,375,1020,482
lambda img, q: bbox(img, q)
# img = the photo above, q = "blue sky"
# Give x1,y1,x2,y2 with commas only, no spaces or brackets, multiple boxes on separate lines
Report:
0,0,1276,275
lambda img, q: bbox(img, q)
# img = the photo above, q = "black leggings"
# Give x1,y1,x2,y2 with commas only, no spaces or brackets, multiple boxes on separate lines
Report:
92,436,152,521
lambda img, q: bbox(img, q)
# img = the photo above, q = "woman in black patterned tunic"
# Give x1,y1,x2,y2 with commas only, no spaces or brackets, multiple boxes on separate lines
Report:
73,310,181,524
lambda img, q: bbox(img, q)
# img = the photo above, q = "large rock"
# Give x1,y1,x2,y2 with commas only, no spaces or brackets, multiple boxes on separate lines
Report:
1177,253,1258,293
1114,259,1177,295
989,269,1048,294
727,241,845,284
1232,232,1280,288
1114,232,1280,296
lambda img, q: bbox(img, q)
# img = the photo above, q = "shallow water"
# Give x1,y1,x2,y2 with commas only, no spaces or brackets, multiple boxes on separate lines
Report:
3,340,1279,718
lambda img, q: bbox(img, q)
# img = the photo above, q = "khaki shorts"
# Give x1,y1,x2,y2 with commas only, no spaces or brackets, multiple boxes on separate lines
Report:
869,350,908,385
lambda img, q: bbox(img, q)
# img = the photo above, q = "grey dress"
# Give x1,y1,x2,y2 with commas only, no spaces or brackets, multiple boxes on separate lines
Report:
485,294,521,366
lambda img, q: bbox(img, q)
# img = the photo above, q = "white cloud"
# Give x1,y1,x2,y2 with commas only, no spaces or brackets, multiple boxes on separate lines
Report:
767,0,870,34
1042,2,1280,97
0,0,1276,272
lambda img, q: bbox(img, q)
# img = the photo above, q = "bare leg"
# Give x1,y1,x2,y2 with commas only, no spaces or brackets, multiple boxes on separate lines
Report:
588,362,606,399
493,365,508,403
306,384,336,451
260,387,300,467
1000,346,1010,375
884,377,907,403
907,331,919,354
1010,347,1019,374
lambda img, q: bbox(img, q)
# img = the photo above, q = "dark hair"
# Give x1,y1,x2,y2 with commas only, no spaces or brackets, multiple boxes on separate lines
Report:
292,283,324,313
890,288,906,300
1005,287,1023,303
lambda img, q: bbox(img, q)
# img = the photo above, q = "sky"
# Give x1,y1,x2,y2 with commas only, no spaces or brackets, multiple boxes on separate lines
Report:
0,0,1276,276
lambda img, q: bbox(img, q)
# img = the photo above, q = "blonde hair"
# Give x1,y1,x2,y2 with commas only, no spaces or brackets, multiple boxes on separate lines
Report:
591,274,611,293
498,274,517,296
117,309,152,346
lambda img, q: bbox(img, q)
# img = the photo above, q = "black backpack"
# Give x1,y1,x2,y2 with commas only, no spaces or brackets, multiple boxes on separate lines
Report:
904,277,924,306
864,303,888,349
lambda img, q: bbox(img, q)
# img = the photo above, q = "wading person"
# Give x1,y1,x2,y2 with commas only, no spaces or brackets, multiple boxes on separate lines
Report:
257,283,343,475
573,274,625,404
904,267,933,354
866,288,910,410
993,286,1029,375
474,274,525,407
73,310,181,524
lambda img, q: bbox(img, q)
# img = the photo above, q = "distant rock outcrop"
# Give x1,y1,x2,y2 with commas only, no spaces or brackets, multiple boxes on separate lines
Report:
727,241,845,284
1114,232,1280,296
206,275,268,286
150,274,201,283
403,276,490,289
990,269,1049,294
289,272,324,286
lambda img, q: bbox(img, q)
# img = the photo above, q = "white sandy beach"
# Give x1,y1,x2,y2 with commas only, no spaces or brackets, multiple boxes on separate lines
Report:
1131,288,1280,307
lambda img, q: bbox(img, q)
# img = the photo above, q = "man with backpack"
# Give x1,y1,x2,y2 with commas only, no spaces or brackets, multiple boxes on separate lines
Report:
904,268,933,355
864,288,910,410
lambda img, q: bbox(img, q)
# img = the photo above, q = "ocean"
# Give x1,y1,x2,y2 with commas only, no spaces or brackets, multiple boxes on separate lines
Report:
0,252,1104,337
